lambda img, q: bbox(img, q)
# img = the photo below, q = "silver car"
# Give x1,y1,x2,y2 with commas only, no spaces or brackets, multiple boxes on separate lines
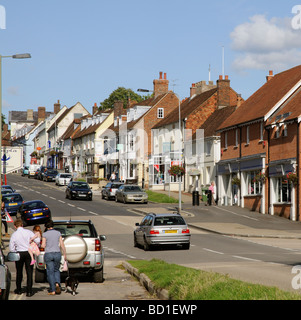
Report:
115,184,148,204
134,213,191,250
55,173,72,186
35,220,106,283
101,182,124,200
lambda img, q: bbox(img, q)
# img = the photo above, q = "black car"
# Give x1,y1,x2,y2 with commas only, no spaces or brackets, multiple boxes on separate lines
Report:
37,166,51,180
65,181,93,200
17,200,51,226
43,169,58,182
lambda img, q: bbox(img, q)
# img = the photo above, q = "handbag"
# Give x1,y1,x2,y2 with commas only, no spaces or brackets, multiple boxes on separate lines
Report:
60,256,68,272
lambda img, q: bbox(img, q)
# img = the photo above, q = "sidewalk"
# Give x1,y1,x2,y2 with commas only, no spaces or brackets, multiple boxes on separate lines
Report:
139,190,301,239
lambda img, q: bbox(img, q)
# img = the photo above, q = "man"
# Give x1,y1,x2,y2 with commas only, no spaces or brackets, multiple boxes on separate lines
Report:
9,219,40,297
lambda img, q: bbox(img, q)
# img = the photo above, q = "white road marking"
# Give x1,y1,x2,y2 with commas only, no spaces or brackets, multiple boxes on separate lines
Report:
203,248,224,255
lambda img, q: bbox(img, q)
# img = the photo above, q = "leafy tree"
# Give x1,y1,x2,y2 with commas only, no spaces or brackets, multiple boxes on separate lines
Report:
100,87,151,110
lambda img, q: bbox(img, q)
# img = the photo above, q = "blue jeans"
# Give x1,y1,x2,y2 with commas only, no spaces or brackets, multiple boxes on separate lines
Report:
44,252,61,292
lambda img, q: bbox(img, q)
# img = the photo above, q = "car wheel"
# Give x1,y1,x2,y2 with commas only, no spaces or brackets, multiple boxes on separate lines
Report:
143,237,150,251
92,267,104,283
123,197,127,204
115,196,118,203
182,243,190,250
101,193,105,199
134,234,138,247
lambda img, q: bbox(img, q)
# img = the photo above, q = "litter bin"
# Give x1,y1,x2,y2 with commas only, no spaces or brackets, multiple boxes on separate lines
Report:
202,188,208,202
192,190,199,206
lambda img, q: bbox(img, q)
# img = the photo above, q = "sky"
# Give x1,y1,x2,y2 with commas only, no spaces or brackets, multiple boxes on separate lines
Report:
1,0,301,123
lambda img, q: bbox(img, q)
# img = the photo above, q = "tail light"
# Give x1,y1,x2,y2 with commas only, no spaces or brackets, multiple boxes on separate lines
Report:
95,239,101,251
182,229,190,234
150,230,159,235
109,188,112,192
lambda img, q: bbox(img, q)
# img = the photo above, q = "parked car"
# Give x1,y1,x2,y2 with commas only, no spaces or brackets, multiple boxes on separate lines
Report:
101,182,124,200
55,173,72,186
0,247,11,300
2,193,24,216
134,213,191,250
115,184,148,204
17,200,51,226
43,169,58,182
21,166,29,176
65,181,93,200
36,166,52,180
1,185,15,193
28,164,40,178
1,190,13,196
35,220,106,283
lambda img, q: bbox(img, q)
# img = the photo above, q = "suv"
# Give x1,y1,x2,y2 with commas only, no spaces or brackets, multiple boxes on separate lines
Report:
35,220,106,283
101,182,123,200
134,213,191,251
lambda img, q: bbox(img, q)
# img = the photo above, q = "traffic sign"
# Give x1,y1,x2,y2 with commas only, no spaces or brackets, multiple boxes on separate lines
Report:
5,212,13,223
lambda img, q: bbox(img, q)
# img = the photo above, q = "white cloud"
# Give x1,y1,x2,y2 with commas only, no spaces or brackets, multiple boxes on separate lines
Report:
230,15,301,71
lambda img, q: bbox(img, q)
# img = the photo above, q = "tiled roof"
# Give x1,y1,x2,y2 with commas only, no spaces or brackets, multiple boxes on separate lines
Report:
218,65,301,130
152,88,217,128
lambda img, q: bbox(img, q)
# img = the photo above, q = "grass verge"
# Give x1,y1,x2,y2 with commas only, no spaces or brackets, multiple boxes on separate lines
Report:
146,190,179,203
127,259,301,300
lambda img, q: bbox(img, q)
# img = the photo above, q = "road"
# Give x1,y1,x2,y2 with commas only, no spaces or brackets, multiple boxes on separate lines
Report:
3,173,301,300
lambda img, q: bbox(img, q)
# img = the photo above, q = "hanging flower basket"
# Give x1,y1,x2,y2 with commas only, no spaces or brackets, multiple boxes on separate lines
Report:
287,172,298,186
168,165,185,177
253,172,266,184
30,151,38,157
231,177,241,186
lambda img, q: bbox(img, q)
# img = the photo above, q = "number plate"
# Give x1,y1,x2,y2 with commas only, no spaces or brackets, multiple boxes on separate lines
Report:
33,212,43,217
9,203,18,206
164,230,177,234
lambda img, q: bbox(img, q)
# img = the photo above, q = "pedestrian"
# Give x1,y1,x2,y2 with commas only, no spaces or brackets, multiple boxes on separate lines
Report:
41,220,67,295
28,225,42,265
110,172,116,182
209,181,216,205
9,218,40,297
1,201,9,237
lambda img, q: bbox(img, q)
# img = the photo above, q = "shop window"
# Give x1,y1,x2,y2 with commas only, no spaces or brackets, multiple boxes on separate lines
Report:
247,171,262,195
277,177,291,202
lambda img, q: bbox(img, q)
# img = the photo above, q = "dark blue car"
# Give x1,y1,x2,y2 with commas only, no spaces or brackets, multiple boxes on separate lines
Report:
17,200,51,226
2,193,24,216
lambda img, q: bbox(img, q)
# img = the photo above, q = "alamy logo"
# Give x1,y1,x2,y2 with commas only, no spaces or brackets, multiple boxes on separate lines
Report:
0,5,6,29
292,5,301,30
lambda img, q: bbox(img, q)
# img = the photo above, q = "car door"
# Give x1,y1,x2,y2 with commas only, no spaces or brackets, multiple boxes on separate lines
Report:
136,216,148,244
116,185,123,201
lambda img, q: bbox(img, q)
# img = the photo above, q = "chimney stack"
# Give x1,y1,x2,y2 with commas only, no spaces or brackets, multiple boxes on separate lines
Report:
114,100,124,118
217,75,230,109
266,70,274,82
153,71,169,98
54,100,61,114
93,103,98,115
38,106,46,123
27,109,34,121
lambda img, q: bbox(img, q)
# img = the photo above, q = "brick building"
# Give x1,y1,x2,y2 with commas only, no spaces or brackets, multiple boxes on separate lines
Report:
217,65,301,220
151,75,241,190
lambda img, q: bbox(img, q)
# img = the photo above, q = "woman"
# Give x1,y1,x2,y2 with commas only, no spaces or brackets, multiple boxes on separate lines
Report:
41,220,67,295
1,201,9,237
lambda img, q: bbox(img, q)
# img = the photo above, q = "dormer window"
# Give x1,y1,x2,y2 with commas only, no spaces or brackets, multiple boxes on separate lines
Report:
157,108,164,119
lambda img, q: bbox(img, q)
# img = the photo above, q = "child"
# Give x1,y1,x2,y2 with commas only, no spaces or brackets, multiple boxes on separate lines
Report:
28,225,42,265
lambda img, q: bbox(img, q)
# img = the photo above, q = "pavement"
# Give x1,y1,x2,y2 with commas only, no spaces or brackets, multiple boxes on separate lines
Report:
132,190,301,239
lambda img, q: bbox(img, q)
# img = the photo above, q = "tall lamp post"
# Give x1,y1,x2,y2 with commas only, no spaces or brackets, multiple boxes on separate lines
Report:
0,53,31,243
137,88,182,214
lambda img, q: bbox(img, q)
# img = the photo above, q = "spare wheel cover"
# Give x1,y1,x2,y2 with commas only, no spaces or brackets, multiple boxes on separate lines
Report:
64,235,87,263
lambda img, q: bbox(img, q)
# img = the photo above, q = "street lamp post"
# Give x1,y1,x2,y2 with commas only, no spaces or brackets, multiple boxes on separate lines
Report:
137,88,182,214
0,53,31,243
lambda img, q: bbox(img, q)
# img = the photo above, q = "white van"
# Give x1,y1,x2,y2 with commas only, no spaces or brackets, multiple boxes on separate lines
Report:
28,164,40,178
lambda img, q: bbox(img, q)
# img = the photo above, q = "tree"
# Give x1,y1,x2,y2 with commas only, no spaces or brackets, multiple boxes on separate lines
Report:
100,87,151,110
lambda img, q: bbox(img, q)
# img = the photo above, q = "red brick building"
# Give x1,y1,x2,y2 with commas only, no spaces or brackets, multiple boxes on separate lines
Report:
217,65,301,220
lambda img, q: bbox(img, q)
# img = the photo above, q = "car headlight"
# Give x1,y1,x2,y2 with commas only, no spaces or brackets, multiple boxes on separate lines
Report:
71,191,77,193
88,191,92,194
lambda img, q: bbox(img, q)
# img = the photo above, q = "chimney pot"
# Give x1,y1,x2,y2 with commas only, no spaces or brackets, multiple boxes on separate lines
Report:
164,73,167,80
159,71,163,79
219,75,223,80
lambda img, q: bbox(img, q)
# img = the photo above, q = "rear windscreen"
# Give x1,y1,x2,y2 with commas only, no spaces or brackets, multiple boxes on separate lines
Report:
53,224,94,237
3,194,23,202
154,216,186,226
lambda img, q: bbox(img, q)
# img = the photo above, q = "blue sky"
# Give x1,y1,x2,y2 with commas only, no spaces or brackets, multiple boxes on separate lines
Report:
0,0,301,121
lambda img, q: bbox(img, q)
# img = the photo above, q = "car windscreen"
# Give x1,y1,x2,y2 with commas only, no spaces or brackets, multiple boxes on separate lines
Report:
111,184,123,188
154,216,186,226
23,201,45,210
72,183,89,189
53,223,94,237
124,186,142,192
60,174,71,178
3,194,23,203
47,170,58,174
